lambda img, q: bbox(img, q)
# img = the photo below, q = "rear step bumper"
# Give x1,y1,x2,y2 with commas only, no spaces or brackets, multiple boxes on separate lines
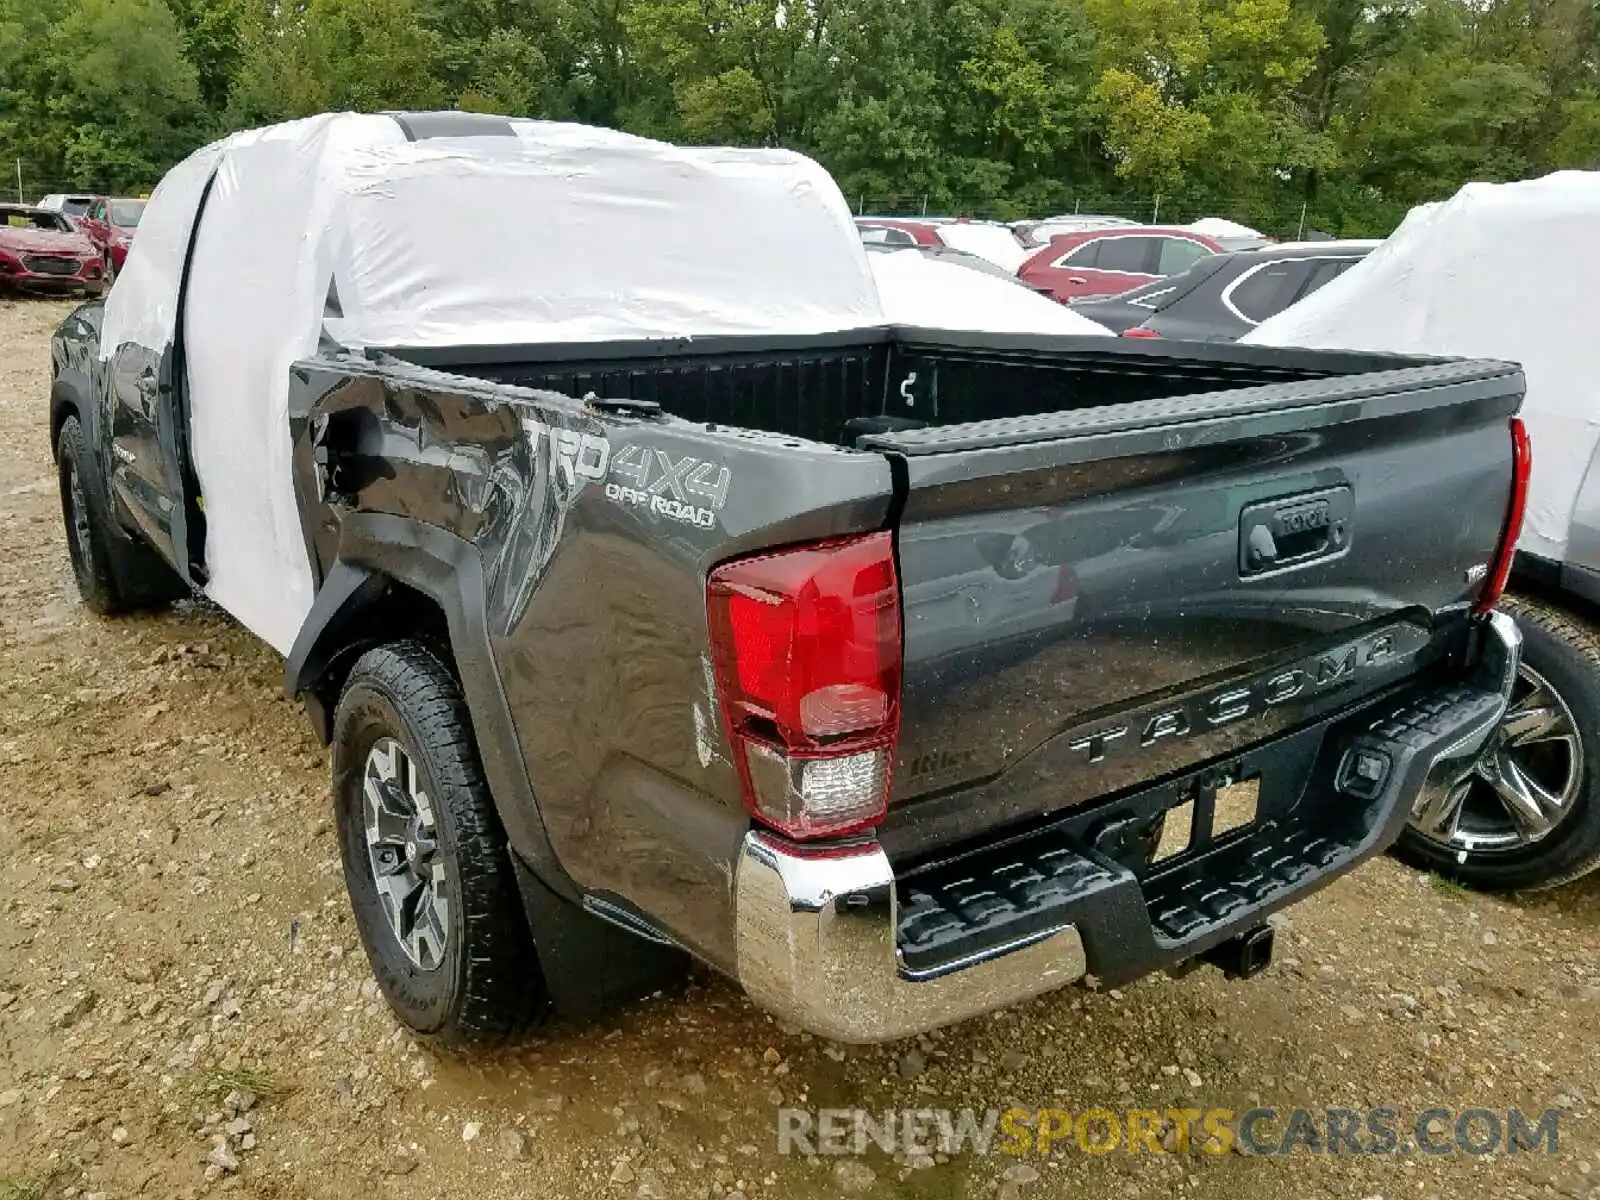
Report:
733,612,1520,1043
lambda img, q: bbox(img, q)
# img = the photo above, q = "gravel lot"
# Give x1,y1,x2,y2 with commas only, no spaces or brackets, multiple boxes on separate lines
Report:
3,295,1600,1200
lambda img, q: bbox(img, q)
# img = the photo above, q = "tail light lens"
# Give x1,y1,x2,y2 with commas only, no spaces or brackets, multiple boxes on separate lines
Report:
707,532,902,839
1475,416,1531,614
1121,327,1161,339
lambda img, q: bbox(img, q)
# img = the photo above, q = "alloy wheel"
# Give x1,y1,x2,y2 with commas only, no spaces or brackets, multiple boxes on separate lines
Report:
1410,663,1584,854
64,461,94,579
362,736,450,970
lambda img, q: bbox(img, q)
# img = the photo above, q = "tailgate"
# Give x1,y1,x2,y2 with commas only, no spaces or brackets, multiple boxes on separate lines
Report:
868,360,1524,856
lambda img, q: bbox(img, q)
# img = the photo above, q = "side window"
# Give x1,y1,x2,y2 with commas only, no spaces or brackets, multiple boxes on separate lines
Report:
1052,240,1102,269
1297,259,1346,299
861,226,916,247
92,201,106,221
1157,237,1212,276
1095,236,1155,274
1227,261,1314,324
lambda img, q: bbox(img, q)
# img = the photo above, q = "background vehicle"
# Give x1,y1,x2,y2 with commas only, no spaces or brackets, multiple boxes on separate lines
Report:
0,205,104,295
1012,215,1140,248
856,216,940,246
863,244,1110,333
1073,241,1379,339
35,193,97,222
1180,217,1275,252
52,113,1526,1047
855,217,1027,269
1249,174,1600,891
76,197,146,285
866,242,1046,287
1018,227,1224,301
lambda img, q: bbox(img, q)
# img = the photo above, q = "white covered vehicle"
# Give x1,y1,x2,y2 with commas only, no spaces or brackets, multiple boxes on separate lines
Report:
1248,172,1600,890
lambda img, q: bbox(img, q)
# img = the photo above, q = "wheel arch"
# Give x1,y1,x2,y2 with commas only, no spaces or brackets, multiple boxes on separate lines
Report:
285,512,581,903
50,382,84,462
1509,553,1600,625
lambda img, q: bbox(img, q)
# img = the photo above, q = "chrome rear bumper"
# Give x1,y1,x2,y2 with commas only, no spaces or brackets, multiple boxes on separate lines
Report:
735,835,1087,1043
733,612,1521,1044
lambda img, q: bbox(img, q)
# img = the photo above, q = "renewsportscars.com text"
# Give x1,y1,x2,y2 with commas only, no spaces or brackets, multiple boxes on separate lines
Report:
777,1106,1561,1158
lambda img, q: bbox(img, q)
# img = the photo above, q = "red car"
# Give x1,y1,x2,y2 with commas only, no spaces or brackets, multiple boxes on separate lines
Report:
77,197,146,284
1018,227,1225,302
855,217,945,247
0,205,104,296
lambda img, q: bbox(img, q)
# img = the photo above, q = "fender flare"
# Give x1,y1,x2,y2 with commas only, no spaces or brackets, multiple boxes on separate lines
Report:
284,511,581,902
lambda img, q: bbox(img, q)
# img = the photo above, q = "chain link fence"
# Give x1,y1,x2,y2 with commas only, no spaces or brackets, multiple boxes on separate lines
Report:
4,167,157,207
847,194,1381,240
6,161,1381,239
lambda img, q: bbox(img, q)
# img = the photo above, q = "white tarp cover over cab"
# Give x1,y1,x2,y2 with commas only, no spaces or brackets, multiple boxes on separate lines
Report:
98,113,886,655
1245,171,1600,562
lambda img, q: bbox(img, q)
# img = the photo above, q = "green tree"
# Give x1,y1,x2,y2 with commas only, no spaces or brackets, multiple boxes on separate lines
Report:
4,0,1599,236
0,0,203,190
229,0,442,122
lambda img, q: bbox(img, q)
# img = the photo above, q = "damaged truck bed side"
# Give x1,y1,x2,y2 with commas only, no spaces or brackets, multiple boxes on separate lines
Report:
50,116,1529,1045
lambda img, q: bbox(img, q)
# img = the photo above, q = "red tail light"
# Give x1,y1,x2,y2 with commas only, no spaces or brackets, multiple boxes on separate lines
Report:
1475,416,1531,614
707,532,902,839
1121,327,1161,339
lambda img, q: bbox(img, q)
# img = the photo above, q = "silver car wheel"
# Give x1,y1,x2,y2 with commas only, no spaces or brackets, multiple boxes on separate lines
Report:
1409,662,1584,854
363,736,450,970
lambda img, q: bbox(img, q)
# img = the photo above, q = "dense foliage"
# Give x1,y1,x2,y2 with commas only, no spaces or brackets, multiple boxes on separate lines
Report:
2,0,1597,234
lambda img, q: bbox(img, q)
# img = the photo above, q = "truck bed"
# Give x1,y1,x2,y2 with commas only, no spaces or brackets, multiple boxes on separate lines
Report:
386,327,1462,449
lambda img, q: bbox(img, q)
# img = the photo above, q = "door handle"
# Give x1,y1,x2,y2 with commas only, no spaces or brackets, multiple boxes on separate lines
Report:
1068,276,1088,285
1238,486,1353,576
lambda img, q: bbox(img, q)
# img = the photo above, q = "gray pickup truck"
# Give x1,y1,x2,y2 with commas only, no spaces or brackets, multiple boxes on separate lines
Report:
49,115,1528,1045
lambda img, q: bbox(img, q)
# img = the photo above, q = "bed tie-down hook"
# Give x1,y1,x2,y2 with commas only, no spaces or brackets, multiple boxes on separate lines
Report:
900,372,918,408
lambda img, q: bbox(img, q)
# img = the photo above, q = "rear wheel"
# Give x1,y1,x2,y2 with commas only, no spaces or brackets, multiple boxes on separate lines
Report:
333,641,546,1046
55,415,186,614
1396,593,1600,890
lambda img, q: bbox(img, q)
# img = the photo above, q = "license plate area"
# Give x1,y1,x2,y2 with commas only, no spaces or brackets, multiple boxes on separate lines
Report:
1151,776,1261,863
1080,734,1318,878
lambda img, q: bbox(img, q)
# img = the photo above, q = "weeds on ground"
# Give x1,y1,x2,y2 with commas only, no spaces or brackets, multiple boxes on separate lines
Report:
0,1173,57,1200
202,1065,286,1102
1429,873,1470,897
201,1068,286,1107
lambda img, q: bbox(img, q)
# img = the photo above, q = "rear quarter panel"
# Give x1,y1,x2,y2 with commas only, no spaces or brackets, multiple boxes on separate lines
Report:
287,358,895,971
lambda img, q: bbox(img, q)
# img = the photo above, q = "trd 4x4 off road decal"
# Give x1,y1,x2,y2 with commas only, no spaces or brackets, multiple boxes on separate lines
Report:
606,445,731,530
523,417,610,485
521,418,730,529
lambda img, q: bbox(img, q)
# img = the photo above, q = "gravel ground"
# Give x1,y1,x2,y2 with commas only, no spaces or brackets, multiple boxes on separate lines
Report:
3,295,1600,1200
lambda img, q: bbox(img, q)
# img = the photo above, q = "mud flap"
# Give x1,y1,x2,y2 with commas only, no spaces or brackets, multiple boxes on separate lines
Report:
510,853,690,1018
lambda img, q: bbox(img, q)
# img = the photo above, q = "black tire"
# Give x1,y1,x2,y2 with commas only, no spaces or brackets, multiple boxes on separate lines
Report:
333,641,546,1047
55,414,186,615
1394,592,1600,891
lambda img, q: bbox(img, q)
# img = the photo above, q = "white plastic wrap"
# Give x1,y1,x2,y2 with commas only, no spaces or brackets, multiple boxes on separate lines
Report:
1245,172,1600,560
100,143,223,358
933,223,1030,271
183,115,405,655
324,122,884,347
868,249,1111,336
1183,217,1263,239
103,113,887,655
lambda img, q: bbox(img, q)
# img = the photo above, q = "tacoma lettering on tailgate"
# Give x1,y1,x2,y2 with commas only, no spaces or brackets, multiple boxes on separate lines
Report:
1067,625,1428,764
